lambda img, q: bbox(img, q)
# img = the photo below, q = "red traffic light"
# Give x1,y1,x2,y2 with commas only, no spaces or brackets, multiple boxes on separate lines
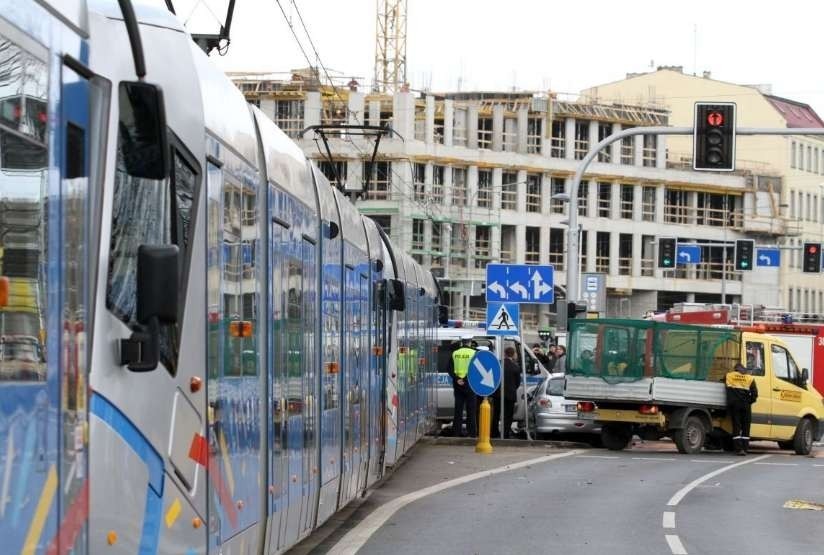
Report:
808,245,818,254
707,111,724,127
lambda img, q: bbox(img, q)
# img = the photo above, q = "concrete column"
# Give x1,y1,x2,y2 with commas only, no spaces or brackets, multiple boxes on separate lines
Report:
491,222,501,261
424,220,433,267
633,183,643,222
492,167,503,211
425,162,433,198
656,134,667,169
634,134,644,167
632,233,643,277
588,120,599,158
586,179,597,219
686,293,696,303
540,225,550,265
586,229,597,273
468,166,479,208
425,95,435,144
515,224,526,264
348,92,364,126
608,182,619,220
564,117,576,161
443,99,454,147
517,169,528,214
689,191,699,226
541,115,550,157
467,104,479,150
655,185,666,224
492,104,504,152
444,163,453,207
540,174,552,215
517,107,529,154
368,99,381,127
610,122,622,163
348,158,362,192
609,231,620,276
392,92,414,141
305,91,321,127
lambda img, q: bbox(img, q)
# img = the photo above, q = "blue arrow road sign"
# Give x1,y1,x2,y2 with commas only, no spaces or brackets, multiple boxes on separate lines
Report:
486,302,520,336
676,244,701,265
485,263,554,304
468,350,502,397
756,248,780,267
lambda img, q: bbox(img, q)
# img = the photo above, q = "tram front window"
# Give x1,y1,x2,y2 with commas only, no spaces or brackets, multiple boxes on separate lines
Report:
0,36,48,381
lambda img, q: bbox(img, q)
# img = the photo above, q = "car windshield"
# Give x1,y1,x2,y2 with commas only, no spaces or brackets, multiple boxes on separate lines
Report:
548,377,565,396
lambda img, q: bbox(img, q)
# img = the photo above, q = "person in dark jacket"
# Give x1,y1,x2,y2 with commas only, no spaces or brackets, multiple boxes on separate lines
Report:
531,343,551,367
725,362,758,455
552,345,567,373
501,346,522,439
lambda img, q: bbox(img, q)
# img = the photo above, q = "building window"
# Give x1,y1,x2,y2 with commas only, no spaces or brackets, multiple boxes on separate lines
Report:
791,141,797,169
620,184,633,219
597,182,611,218
272,99,304,138
369,215,392,239
501,171,517,211
475,226,491,268
500,225,515,263
317,160,347,187
412,219,425,251
579,230,588,270
527,117,542,154
452,167,467,206
641,234,655,276
450,223,467,268
621,126,634,164
597,122,612,163
432,165,444,203
433,116,444,144
477,169,492,208
453,107,468,147
478,117,492,149
321,99,347,125
525,227,540,264
643,135,656,167
549,228,564,271
551,119,565,158
790,189,796,219
577,181,588,217
664,188,689,225
808,146,813,172
816,149,820,175
618,234,633,276
642,186,656,221
799,143,805,170
596,232,610,273
414,101,426,141
574,120,589,160
362,161,391,200
413,163,426,201
551,177,566,214
503,117,517,152
526,173,541,213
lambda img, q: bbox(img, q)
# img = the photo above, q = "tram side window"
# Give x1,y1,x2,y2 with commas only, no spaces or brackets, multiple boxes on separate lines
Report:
107,85,200,374
286,257,303,416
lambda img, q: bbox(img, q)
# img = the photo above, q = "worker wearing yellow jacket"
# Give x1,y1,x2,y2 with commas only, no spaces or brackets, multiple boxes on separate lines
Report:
448,335,476,437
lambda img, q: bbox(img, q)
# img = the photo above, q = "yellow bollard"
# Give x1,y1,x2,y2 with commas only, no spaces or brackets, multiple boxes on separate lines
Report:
475,397,493,454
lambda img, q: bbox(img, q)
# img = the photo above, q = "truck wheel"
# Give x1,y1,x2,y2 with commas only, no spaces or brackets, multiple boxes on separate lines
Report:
792,418,814,456
673,416,705,455
601,424,632,451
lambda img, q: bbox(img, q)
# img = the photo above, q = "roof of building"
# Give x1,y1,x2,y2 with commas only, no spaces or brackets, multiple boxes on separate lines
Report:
764,95,824,128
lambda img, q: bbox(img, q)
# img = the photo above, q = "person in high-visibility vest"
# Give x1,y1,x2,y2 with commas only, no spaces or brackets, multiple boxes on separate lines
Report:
448,335,477,437
725,362,758,455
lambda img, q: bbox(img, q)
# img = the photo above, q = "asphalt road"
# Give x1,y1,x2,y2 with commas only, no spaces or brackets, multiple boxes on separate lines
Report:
315,441,824,555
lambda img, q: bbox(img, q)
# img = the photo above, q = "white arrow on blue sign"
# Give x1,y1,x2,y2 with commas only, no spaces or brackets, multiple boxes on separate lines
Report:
756,248,780,267
485,263,554,304
676,244,701,265
468,350,502,397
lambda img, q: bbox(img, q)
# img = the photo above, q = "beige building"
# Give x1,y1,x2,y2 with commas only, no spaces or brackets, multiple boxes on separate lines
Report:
583,67,824,314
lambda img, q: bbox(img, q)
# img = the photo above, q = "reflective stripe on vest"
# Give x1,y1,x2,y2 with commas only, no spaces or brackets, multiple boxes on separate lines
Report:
452,347,475,379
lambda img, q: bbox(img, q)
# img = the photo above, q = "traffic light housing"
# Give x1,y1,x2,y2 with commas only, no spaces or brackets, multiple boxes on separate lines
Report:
567,301,587,321
803,242,822,273
693,102,736,171
658,237,676,268
734,240,754,271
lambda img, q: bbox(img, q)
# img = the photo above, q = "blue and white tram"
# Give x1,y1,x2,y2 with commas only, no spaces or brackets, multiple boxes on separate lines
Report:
0,1,438,553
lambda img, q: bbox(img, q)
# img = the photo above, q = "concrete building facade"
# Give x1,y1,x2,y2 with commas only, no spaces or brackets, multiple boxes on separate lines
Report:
233,70,794,334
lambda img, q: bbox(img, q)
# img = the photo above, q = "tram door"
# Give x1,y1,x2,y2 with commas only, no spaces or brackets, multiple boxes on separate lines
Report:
340,264,361,503
357,270,370,491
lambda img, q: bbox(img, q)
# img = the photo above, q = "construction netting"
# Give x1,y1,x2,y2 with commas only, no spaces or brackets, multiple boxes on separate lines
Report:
567,319,740,382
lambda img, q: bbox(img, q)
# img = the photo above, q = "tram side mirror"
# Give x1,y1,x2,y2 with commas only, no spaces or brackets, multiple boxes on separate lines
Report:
438,305,449,325
118,82,169,180
120,245,179,372
801,368,809,387
387,279,406,312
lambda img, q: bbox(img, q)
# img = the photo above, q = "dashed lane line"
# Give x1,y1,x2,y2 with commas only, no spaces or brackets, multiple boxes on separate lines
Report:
667,454,771,507
662,511,676,529
753,462,798,466
689,459,736,464
576,455,619,459
329,449,582,554
665,534,687,555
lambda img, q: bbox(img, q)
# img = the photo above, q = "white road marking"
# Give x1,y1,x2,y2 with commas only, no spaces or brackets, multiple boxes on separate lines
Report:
753,462,798,467
662,511,676,529
577,455,619,459
633,457,676,461
330,449,582,554
667,454,770,506
814,464,824,467
665,534,687,555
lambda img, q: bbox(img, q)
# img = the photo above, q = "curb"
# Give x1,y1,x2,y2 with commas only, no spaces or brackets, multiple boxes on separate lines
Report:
424,434,590,449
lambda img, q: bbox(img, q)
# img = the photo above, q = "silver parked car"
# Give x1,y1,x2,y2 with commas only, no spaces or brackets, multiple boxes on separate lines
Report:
525,374,600,439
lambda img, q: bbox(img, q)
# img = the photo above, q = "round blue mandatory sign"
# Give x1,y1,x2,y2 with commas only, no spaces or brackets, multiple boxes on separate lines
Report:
467,350,502,397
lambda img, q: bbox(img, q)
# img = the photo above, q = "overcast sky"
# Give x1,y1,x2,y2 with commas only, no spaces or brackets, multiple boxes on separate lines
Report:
169,0,824,111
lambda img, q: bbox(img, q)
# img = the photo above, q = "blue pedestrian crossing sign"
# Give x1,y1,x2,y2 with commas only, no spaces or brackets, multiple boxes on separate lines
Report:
485,263,554,304
468,350,502,397
486,302,519,336
756,248,780,267
677,244,701,265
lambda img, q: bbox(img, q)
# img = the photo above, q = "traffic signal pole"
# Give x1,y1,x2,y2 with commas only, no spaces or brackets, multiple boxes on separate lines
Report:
565,126,824,309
